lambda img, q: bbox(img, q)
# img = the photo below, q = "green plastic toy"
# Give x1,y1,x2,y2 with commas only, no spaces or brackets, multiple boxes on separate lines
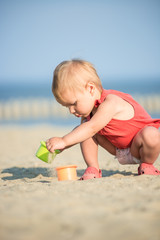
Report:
36,141,60,163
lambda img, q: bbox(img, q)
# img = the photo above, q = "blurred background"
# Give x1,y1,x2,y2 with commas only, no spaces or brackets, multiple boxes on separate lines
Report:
0,0,160,125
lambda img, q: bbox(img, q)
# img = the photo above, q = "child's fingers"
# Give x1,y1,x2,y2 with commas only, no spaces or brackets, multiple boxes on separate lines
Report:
46,137,66,152
47,144,55,153
46,141,53,151
46,139,50,145
46,140,49,147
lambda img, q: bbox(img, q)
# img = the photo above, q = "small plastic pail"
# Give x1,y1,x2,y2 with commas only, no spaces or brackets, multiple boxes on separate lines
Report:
56,165,77,181
36,141,60,163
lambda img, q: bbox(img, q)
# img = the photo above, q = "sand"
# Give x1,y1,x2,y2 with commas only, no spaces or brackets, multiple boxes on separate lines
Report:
0,125,160,240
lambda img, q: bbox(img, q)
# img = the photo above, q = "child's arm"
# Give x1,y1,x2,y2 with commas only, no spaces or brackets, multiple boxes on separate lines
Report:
46,95,121,152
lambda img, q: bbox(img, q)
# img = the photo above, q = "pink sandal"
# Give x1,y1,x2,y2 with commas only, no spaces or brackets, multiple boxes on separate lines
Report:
138,163,160,175
79,167,102,180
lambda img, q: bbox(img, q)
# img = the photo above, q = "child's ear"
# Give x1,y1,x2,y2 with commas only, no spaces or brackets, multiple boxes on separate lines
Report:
86,82,95,96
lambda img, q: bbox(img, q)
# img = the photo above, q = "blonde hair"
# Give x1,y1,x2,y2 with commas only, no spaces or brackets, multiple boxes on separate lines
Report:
52,59,102,103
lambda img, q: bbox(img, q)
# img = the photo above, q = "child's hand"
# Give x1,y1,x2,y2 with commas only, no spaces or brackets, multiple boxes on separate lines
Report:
46,137,66,153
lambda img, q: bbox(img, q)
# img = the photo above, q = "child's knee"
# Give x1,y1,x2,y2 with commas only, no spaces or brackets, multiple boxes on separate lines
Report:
141,127,160,149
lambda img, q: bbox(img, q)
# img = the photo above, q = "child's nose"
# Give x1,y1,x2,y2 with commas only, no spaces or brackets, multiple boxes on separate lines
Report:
69,106,75,114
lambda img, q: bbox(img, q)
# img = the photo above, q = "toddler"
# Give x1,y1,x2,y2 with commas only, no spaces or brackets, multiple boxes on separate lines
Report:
46,59,160,180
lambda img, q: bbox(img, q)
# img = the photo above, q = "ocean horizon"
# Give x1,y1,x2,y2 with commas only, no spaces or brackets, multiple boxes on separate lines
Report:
0,78,160,100
0,78,160,125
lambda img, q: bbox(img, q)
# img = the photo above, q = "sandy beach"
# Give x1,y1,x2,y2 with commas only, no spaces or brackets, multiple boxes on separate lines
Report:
0,124,160,240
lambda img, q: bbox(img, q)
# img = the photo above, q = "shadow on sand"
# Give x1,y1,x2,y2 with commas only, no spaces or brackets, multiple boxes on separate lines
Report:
1,167,52,181
1,167,137,181
77,169,137,178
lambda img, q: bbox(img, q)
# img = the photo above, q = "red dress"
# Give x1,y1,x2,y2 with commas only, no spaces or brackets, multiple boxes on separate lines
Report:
87,89,160,149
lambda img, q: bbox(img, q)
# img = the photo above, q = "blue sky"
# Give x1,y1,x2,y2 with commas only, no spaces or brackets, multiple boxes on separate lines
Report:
0,0,160,83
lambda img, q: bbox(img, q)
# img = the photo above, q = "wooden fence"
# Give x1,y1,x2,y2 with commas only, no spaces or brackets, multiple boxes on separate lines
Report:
0,95,160,121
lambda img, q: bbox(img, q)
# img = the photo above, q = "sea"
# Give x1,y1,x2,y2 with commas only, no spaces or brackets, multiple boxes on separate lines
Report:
0,78,160,126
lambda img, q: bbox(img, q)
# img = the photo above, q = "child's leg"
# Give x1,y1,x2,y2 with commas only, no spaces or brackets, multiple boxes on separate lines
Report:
80,136,99,169
130,126,160,164
80,134,116,170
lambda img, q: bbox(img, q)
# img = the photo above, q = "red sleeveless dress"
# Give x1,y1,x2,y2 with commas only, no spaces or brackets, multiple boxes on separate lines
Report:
87,89,160,149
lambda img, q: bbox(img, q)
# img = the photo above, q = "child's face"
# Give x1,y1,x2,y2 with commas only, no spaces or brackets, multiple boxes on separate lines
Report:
60,85,96,118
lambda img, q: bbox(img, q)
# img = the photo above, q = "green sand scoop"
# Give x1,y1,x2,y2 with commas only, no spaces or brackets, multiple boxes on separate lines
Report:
36,141,60,163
